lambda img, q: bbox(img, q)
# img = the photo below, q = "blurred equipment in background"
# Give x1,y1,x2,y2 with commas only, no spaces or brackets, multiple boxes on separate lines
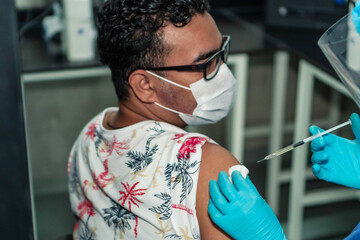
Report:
42,2,62,54
266,0,348,29
17,0,100,62
15,0,48,10
62,0,96,61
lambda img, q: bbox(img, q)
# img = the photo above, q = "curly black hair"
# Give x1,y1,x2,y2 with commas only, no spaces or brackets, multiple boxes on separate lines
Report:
97,0,210,101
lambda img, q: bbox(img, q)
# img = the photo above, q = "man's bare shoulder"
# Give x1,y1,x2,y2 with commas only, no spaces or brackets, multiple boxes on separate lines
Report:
198,142,241,194
195,142,241,239
201,142,240,171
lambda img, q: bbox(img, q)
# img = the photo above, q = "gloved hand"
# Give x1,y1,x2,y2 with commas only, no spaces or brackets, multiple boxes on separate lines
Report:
310,113,360,189
208,171,286,240
352,0,360,34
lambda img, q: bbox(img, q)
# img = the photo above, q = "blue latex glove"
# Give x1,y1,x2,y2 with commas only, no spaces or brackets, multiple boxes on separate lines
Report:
352,0,360,34
310,113,360,189
345,222,360,240
208,171,286,240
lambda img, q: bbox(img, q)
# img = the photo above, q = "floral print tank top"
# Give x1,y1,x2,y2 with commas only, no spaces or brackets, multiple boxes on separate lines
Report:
68,108,212,239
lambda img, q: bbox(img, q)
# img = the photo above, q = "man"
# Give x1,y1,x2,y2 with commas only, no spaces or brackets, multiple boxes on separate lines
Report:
68,0,240,239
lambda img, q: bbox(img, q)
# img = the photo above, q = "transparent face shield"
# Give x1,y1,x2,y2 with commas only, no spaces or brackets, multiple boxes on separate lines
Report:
318,13,360,108
318,12,360,108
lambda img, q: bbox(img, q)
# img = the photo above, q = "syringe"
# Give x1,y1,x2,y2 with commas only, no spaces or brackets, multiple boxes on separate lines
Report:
258,120,352,163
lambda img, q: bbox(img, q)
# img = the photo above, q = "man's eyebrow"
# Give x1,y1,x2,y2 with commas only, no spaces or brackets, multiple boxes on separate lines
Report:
192,49,219,64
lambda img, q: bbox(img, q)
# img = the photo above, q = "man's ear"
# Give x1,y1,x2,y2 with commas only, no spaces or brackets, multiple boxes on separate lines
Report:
128,70,157,103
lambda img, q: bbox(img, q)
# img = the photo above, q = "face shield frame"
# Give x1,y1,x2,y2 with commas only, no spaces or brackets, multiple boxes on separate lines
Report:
318,12,360,109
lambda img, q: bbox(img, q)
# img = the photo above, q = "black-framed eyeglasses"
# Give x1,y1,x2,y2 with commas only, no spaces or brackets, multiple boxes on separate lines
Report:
146,35,231,81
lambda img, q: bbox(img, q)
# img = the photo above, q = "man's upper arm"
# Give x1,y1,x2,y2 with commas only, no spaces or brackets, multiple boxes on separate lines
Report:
196,142,241,239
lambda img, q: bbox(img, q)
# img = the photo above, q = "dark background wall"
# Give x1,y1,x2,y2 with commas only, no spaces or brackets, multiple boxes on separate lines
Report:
0,0,34,239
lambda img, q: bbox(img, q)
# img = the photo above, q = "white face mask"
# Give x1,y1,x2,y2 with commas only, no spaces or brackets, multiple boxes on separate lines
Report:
146,64,237,126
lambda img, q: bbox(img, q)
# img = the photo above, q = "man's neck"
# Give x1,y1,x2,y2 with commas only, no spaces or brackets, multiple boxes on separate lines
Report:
112,97,187,129
107,102,149,129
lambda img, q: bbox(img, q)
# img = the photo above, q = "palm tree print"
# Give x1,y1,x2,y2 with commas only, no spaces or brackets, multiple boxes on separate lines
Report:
67,154,72,176
164,137,205,203
77,198,96,239
126,122,165,173
118,182,146,211
148,193,172,220
164,158,200,203
152,166,164,188
77,198,96,218
85,121,98,141
164,234,182,239
178,137,207,160
165,226,193,240
69,151,82,198
171,133,186,144
79,225,94,240
103,200,137,239
154,214,173,238
91,159,115,188
99,135,130,158
148,122,165,136
83,179,99,194
126,137,159,173
94,128,106,157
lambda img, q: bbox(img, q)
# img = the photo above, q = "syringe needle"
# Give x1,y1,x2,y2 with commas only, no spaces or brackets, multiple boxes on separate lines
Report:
257,143,299,163
258,119,352,163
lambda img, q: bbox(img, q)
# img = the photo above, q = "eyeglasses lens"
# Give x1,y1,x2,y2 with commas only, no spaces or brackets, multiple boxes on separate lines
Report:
224,41,230,63
205,36,230,80
205,55,222,80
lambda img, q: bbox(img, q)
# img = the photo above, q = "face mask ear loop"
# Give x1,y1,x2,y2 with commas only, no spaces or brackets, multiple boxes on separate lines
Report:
154,102,185,115
146,70,191,91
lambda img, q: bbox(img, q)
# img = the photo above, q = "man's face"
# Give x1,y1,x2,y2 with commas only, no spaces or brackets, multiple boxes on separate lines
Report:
153,12,223,124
